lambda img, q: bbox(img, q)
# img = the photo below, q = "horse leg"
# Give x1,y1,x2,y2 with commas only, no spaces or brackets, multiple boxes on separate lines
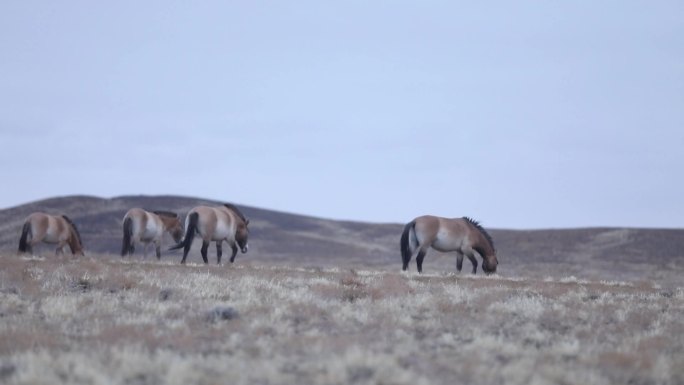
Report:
142,243,149,259
456,252,464,272
230,244,238,263
466,253,478,274
55,241,67,256
28,235,46,255
25,230,47,256
416,248,428,274
216,241,223,265
155,241,161,260
200,241,209,264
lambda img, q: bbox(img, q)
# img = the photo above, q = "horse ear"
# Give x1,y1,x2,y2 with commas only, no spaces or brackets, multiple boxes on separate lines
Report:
245,219,250,225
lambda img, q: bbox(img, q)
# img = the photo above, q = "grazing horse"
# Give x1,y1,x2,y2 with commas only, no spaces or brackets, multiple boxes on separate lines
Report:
400,216,498,275
169,204,250,265
18,212,84,256
121,208,184,259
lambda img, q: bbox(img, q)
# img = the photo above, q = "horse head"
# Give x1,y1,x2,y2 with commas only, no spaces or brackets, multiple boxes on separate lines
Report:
236,220,250,254
482,253,498,275
169,218,184,244
69,240,85,256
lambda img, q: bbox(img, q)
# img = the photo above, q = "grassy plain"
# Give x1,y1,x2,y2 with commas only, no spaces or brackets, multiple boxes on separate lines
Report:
0,253,682,385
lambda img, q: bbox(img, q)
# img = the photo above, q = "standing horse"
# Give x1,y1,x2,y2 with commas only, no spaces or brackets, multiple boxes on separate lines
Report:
169,204,250,265
400,216,498,274
121,208,184,259
18,212,85,256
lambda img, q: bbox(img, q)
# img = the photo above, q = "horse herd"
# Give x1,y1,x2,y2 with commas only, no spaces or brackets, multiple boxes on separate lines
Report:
16,203,499,274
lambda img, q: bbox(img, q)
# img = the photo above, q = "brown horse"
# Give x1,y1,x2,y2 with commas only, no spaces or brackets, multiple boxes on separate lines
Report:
121,208,183,259
18,212,84,256
400,216,498,274
169,204,250,265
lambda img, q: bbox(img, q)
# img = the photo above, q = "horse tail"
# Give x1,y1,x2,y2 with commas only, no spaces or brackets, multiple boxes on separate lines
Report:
121,217,133,256
18,221,32,253
169,212,198,253
400,220,417,270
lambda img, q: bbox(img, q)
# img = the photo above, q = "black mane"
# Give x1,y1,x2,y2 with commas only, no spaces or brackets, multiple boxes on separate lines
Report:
61,215,83,247
223,203,248,224
462,216,495,252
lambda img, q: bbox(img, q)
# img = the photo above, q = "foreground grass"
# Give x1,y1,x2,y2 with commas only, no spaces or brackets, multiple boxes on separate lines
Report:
0,254,682,385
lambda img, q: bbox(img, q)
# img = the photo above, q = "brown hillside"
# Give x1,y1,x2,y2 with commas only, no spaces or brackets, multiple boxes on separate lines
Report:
1,195,682,287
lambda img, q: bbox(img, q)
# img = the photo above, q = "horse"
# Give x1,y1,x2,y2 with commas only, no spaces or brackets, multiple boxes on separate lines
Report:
169,203,250,265
121,208,184,259
400,215,498,275
18,212,85,256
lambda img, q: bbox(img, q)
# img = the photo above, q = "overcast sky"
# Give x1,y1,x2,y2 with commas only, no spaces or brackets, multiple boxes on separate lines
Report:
1,1,682,228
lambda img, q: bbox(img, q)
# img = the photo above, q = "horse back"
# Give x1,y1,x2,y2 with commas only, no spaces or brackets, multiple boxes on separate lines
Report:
187,206,230,241
123,208,154,236
26,212,49,229
412,215,442,245
26,212,68,243
414,215,472,252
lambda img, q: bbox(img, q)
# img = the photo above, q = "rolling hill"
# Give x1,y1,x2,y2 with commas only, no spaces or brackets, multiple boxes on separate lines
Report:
1,195,682,287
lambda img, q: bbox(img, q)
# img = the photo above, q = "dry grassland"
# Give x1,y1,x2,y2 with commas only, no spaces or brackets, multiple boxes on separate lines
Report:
0,254,682,385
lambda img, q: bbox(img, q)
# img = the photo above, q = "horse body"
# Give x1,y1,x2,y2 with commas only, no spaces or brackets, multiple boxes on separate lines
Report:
18,212,84,255
121,208,183,259
170,204,250,265
401,215,497,274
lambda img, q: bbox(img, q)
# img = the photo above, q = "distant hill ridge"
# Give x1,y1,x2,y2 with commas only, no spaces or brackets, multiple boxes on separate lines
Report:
1,195,682,287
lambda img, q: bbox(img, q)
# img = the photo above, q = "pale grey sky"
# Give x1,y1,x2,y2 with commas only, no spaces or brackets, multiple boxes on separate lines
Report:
1,1,682,228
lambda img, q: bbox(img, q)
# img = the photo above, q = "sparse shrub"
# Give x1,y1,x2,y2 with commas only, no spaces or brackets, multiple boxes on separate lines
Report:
0,363,15,381
369,274,412,300
339,275,367,303
71,276,91,292
346,365,374,383
158,288,173,301
123,373,159,385
96,324,160,348
205,306,239,323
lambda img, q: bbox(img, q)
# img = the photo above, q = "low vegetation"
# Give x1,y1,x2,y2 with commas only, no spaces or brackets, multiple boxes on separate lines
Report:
0,254,682,385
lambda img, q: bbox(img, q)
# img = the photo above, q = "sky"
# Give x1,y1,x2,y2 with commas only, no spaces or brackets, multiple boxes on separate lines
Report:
1,1,682,229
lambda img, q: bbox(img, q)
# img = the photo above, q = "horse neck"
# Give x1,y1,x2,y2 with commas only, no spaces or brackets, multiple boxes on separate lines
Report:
67,231,82,254
473,236,495,258
60,217,83,253
223,204,248,225
159,216,175,230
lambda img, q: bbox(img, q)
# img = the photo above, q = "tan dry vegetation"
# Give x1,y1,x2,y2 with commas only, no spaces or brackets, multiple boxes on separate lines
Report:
0,254,683,385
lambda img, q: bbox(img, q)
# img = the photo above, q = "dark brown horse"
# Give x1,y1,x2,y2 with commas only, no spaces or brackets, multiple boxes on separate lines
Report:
401,216,497,274
170,204,250,265
18,212,84,256
121,208,183,259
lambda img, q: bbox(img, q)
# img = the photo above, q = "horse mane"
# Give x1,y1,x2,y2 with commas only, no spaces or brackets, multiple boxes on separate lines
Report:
61,215,83,247
223,203,248,224
462,216,495,252
152,210,179,219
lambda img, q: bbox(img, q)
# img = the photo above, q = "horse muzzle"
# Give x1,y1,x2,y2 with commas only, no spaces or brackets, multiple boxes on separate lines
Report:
483,262,497,275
